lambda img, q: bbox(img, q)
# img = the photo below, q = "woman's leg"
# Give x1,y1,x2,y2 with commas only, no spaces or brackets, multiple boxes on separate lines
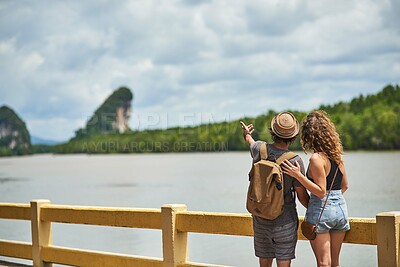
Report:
310,232,331,267
330,232,346,267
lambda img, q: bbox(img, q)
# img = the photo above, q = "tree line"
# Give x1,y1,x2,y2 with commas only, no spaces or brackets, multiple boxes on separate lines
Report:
54,84,400,153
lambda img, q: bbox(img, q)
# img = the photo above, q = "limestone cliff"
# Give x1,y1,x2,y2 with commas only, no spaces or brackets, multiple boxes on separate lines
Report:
75,87,133,138
0,106,31,155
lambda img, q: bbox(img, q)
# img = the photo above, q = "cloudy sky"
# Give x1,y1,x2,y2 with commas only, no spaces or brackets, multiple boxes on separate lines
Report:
1,0,399,141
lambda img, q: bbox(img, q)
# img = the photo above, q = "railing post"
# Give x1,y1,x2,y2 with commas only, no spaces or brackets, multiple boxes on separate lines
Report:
31,199,53,267
162,204,188,267
376,211,400,267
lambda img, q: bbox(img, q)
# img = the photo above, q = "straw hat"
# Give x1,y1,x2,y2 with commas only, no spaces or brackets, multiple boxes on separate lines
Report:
270,112,299,139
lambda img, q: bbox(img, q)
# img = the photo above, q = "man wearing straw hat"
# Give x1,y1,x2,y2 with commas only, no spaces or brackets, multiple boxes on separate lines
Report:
240,112,309,267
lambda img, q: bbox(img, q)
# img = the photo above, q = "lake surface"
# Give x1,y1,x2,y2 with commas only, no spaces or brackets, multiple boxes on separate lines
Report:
0,152,399,266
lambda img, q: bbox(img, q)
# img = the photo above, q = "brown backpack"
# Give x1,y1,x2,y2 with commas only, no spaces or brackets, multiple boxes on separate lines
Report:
246,143,297,220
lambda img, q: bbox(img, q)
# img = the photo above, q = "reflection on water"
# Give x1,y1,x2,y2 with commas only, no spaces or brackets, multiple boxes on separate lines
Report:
0,152,399,267
105,182,138,188
0,177,28,183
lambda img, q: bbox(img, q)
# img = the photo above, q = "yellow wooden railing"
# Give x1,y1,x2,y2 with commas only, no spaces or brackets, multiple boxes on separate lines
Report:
0,200,399,267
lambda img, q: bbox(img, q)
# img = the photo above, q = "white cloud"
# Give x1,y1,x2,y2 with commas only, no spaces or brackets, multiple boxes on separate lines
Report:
21,52,44,71
0,37,16,54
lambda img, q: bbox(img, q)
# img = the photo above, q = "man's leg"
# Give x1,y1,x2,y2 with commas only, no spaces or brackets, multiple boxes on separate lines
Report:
276,259,291,267
273,220,297,267
253,216,275,267
259,258,273,267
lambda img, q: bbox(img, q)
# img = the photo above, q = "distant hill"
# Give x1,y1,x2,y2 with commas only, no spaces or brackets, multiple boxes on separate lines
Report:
55,84,400,153
74,86,133,138
0,106,32,156
31,135,62,145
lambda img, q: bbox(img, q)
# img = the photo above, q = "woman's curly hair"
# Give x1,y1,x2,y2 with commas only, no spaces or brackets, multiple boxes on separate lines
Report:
301,110,343,164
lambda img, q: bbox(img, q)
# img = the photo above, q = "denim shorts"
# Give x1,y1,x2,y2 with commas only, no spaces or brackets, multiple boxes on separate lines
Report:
305,190,350,233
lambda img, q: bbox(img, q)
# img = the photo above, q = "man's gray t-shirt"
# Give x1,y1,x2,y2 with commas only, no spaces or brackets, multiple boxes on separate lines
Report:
249,141,305,225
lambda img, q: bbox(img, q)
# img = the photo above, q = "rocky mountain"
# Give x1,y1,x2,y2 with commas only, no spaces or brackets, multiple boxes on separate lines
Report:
0,105,31,156
75,87,133,138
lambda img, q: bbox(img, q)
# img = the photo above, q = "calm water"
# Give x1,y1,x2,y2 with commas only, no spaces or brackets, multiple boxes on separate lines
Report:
0,152,399,266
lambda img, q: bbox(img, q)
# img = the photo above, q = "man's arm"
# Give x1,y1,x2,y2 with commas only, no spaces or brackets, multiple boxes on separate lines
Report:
295,185,309,208
292,157,309,208
240,121,255,146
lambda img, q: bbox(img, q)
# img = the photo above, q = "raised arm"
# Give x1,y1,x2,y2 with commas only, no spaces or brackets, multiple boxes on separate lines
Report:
240,121,255,146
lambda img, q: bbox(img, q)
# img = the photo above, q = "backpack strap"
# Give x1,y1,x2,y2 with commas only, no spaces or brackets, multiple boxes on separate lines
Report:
276,151,297,202
276,151,298,203
276,151,297,165
260,142,268,160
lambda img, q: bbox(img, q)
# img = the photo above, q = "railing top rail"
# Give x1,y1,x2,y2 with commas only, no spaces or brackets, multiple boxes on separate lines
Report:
0,203,30,220
41,204,161,213
177,210,252,217
40,204,162,229
176,211,253,236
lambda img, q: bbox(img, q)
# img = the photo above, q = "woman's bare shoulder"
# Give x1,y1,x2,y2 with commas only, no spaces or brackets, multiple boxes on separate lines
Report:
309,153,327,167
309,153,323,162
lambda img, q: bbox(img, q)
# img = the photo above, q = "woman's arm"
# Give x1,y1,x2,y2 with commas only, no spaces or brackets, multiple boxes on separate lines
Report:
281,154,327,199
340,163,349,193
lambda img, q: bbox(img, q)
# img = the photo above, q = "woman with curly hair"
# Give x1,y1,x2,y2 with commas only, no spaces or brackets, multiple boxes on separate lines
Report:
281,110,350,267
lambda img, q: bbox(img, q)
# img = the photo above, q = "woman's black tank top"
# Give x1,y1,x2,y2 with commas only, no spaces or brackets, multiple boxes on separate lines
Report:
307,159,343,190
